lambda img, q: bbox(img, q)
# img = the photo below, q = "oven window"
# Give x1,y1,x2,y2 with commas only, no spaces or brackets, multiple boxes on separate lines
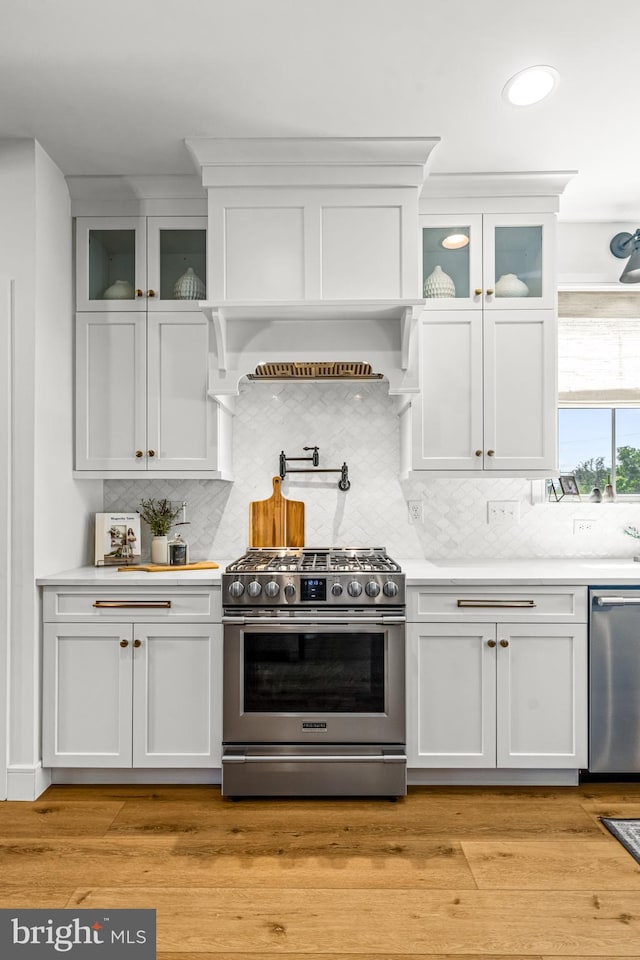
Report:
243,632,385,713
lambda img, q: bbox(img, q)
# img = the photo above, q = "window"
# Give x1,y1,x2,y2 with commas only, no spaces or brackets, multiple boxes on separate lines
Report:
558,293,640,497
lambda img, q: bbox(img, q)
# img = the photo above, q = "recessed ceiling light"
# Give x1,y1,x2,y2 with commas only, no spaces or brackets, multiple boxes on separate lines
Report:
441,233,469,250
503,65,558,106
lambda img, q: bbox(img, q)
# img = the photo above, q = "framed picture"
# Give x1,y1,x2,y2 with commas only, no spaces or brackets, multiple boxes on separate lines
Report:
95,512,141,566
558,475,580,496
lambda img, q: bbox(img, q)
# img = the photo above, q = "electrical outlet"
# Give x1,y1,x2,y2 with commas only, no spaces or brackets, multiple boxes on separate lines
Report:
408,500,423,523
574,519,596,534
487,500,520,524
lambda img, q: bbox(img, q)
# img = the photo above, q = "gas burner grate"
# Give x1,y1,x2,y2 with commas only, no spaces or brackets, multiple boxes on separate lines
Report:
226,547,401,575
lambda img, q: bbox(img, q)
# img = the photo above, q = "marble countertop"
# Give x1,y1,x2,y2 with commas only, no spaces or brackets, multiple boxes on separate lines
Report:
37,557,640,587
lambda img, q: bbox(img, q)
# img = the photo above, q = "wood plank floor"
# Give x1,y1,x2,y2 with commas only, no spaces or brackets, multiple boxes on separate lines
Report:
1,783,640,958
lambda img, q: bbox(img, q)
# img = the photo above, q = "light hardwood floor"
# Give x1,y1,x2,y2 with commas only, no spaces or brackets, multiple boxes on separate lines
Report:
1,782,640,958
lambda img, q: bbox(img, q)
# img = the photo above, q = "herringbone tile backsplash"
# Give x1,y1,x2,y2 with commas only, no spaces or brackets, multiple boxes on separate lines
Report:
104,382,639,562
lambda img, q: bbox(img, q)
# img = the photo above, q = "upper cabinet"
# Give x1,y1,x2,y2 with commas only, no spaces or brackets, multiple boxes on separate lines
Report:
421,212,556,311
75,216,207,312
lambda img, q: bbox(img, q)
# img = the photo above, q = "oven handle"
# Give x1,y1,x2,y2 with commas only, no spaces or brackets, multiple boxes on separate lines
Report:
222,616,406,626
223,753,407,763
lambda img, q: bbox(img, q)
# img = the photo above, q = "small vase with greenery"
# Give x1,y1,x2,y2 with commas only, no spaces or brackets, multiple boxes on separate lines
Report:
139,498,182,563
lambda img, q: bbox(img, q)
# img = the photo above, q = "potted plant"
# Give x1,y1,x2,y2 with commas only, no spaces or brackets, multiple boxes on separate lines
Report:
139,498,182,564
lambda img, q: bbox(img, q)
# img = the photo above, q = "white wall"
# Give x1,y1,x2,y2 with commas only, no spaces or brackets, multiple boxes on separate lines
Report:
0,139,101,798
105,381,640,563
558,221,640,286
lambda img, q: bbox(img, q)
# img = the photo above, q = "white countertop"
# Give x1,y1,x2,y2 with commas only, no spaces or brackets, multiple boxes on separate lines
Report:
37,557,640,587
400,557,640,586
36,564,230,586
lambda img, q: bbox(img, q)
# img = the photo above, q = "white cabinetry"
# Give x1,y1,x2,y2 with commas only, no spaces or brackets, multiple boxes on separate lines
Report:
75,217,207,312
42,586,222,768
401,209,558,476
406,586,588,771
74,214,231,479
75,312,231,477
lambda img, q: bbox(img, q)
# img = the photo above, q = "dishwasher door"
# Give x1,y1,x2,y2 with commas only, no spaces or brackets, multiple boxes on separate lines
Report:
590,588,640,773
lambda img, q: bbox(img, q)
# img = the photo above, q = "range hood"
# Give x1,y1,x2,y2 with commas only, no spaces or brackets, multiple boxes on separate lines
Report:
185,138,440,397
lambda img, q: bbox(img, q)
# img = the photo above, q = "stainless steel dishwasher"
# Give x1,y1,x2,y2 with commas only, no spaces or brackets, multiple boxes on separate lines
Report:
590,587,640,773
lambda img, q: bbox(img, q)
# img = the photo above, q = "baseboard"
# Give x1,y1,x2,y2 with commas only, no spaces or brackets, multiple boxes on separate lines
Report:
7,763,52,800
408,768,580,786
49,768,222,786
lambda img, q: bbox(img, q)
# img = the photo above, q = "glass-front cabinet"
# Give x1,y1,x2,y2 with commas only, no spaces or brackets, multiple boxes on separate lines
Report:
421,213,555,310
76,216,207,311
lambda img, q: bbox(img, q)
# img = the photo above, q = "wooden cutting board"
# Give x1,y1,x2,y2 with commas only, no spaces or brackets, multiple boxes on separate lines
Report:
249,476,305,548
117,561,219,572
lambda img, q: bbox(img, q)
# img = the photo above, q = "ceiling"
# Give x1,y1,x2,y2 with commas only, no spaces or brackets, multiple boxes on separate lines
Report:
1,0,638,221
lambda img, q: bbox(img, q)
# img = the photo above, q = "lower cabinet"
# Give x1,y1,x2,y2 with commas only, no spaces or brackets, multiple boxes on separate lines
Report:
43,621,222,768
406,620,588,769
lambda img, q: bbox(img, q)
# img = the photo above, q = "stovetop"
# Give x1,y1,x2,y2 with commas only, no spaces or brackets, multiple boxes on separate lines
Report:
226,547,401,574
223,548,404,606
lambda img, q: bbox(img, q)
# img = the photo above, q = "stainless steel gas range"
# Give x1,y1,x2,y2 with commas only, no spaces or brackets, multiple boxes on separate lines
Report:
221,547,406,798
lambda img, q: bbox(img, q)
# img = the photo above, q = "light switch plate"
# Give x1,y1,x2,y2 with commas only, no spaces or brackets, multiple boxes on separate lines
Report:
487,500,520,524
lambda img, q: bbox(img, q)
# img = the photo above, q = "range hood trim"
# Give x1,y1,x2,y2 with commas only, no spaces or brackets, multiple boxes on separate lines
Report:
200,299,425,374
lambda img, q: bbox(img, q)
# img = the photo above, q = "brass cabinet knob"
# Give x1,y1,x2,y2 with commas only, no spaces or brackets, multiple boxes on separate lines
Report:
147,289,156,298
147,449,155,458
487,449,495,457
475,450,483,457
133,639,142,648
499,639,509,648
486,289,494,296
135,289,144,298
120,639,129,648
474,288,483,296
487,639,497,648
135,450,144,458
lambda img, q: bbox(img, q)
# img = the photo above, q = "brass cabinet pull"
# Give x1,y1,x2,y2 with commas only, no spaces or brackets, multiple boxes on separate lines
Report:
133,639,142,648
500,639,509,648
457,599,536,608
120,639,129,648
135,289,144,298
486,288,494,296
147,289,156,298
475,449,483,457
487,449,495,457
487,639,497,648
135,450,144,458
147,449,155,458
93,600,172,609
474,288,483,296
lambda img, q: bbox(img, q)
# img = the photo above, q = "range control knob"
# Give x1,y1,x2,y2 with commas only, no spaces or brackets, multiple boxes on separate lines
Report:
365,580,380,597
383,580,399,598
264,580,280,598
228,580,245,598
247,580,262,598
284,582,296,599
331,582,344,597
348,580,363,597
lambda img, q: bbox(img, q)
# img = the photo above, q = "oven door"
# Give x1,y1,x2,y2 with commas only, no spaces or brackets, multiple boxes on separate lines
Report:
222,613,405,745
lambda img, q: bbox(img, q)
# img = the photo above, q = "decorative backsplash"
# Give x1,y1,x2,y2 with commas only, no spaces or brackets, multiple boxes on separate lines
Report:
104,381,640,562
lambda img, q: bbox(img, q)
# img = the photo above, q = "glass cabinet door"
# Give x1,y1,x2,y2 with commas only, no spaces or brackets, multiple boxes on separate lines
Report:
483,213,555,309
76,217,146,311
146,217,207,310
421,215,483,309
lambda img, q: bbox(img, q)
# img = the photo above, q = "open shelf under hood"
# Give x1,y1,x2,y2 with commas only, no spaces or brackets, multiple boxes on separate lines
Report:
200,299,424,397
